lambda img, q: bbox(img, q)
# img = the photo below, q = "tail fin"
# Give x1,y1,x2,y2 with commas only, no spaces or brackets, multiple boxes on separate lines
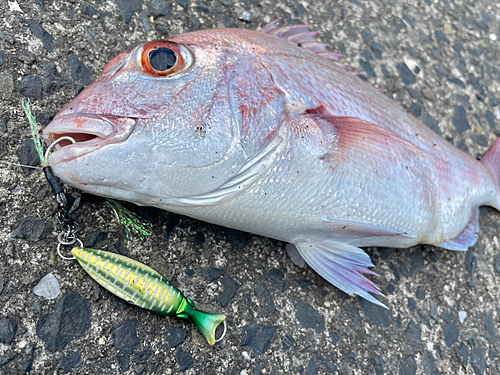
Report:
183,303,226,345
481,137,500,187
480,137,500,210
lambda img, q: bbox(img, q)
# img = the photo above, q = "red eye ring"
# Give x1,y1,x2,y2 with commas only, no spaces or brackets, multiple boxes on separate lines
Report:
141,41,186,77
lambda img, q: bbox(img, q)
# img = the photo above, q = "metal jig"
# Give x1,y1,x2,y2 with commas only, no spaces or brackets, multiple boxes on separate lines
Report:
72,247,227,345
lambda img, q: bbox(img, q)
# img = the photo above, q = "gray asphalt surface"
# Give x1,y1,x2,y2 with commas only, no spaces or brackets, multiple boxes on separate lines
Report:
1,0,500,374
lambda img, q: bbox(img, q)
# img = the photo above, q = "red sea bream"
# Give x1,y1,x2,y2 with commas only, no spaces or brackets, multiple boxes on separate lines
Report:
43,21,500,306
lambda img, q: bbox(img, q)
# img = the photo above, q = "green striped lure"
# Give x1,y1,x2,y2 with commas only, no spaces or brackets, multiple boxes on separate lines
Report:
71,247,226,345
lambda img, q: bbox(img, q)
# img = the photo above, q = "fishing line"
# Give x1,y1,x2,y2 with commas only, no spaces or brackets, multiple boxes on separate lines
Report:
0,160,43,169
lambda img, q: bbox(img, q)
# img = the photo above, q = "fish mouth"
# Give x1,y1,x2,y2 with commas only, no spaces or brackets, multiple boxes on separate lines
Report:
43,113,137,165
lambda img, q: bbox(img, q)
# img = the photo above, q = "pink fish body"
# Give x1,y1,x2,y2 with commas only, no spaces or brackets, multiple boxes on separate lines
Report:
43,22,500,306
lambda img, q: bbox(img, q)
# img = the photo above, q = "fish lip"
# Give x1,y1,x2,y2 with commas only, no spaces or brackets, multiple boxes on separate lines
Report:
42,113,138,165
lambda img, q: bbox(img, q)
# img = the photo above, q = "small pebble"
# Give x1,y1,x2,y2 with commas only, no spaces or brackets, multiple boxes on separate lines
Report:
458,311,467,324
36,291,91,352
239,11,252,22
114,319,140,371
33,273,60,300
490,33,498,42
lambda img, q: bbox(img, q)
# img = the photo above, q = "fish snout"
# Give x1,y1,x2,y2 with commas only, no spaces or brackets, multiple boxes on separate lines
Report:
42,114,137,165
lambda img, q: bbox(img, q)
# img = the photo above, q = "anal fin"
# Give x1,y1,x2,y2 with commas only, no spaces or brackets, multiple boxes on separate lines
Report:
438,208,479,251
295,240,386,308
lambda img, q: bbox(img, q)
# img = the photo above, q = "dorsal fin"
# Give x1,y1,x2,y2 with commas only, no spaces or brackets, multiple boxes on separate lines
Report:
257,18,342,63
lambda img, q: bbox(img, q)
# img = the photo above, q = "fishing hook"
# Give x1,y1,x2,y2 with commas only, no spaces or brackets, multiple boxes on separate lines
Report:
44,136,76,162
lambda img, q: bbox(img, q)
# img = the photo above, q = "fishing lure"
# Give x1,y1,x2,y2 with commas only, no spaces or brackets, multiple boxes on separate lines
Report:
72,247,226,345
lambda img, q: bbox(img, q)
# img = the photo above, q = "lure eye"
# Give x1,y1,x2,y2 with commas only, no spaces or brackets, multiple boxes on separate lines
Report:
141,41,193,77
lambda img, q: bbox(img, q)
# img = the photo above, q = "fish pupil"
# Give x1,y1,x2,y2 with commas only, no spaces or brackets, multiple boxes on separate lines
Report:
149,47,177,71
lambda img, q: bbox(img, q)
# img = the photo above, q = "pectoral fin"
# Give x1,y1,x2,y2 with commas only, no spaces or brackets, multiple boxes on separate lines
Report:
295,240,387,308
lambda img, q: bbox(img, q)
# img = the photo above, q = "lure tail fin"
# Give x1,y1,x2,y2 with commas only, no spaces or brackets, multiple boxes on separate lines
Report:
183,304,226,345
295,240,387,308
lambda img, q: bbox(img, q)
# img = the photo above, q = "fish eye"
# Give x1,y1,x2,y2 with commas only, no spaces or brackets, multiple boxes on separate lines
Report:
141,41,193,77
149,47,177,71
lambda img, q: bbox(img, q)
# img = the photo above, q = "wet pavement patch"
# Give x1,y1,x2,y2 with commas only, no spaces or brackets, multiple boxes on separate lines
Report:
36,291,91,352
19,75,43,100
59,351,83,372
442,322,459,347
68,54,92,87
215,276,239,307
200,267,224,282
165,326,188,348
175,347,193,372
241,323,277,356
295,300,325,333
11,217,53,241
255,279,276,315
0,319,18,345
113,319,140,372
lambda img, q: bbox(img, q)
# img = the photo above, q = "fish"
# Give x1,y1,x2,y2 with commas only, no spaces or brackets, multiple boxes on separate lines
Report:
43,20,500,307
71,247,226,345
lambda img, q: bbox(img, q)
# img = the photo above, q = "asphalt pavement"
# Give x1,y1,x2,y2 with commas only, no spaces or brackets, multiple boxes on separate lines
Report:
0,0,499,374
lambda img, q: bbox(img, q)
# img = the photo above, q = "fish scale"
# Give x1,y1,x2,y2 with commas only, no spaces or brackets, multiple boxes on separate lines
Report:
71,247,226,344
